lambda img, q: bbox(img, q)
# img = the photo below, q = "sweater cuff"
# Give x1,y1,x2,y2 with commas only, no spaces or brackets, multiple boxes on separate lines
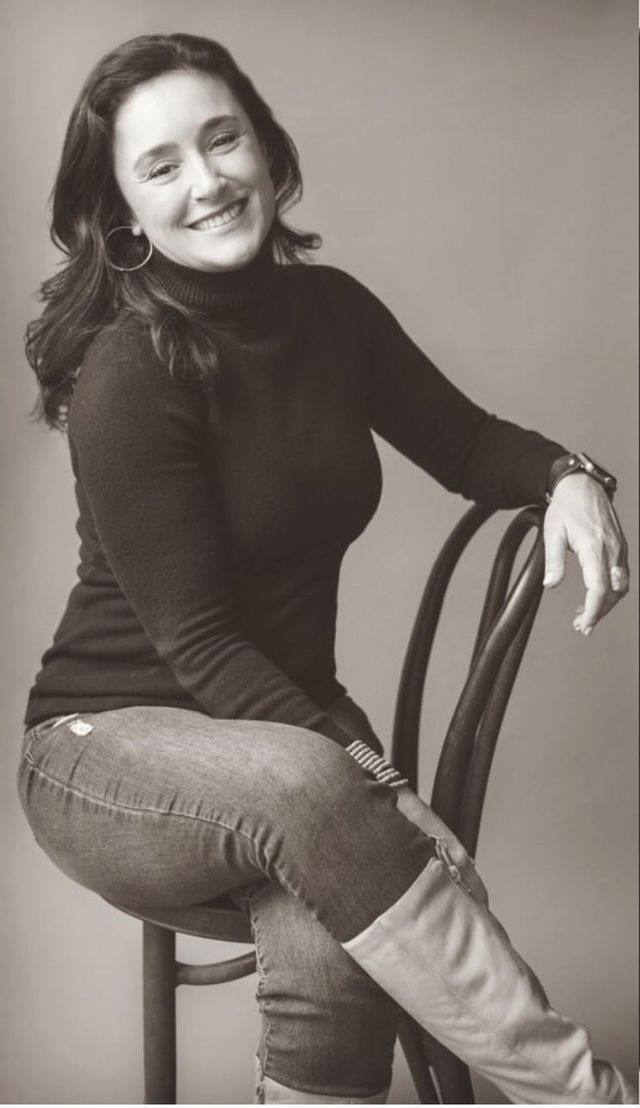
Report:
320,715,363,749
523,441,569,505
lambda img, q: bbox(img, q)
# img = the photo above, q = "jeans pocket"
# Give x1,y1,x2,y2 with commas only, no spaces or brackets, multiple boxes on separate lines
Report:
19,719,62,771
20,713,82,757
17,713,96,829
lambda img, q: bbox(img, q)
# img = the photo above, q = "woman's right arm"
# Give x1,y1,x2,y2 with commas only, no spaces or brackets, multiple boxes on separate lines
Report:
69,323,353,749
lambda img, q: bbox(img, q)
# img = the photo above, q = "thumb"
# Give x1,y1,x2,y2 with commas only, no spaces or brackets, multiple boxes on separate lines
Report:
543,516,568,588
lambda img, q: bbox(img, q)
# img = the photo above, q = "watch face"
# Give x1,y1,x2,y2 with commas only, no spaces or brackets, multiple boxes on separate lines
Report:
577,452,597,470
577,452,616,486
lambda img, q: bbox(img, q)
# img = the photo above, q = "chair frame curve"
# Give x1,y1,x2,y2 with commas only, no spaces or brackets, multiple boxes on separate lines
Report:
135,501,547,1105
392,502,546,1104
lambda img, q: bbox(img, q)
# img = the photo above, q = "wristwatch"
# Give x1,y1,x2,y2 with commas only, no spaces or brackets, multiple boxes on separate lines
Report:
545,452,617,503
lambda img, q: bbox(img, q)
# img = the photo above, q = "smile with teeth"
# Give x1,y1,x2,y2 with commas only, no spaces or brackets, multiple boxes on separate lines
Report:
189,198,247,231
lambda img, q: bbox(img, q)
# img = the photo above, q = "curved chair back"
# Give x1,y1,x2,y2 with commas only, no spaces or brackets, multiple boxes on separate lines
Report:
115,501,546,1105
392,502,546,1103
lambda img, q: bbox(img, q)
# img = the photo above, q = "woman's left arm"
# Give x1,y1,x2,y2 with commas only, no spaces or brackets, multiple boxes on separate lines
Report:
543,473,630,635
346,271,631,632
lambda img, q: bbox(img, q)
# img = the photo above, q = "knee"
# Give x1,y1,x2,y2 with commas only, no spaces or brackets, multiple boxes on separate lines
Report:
246,725,433,941
258,728,369,813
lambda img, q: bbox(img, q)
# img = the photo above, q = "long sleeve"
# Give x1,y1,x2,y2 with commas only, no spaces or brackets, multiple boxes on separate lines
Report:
358,279,567,507
26,256,568,732
67,323,354,748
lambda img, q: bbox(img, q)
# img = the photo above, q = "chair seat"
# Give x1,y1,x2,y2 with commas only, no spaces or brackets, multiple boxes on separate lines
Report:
105,892,254,943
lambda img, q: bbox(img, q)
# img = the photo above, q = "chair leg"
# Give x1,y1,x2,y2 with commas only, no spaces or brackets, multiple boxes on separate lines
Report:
399,1004,476,1103
430,1044,475,1104
398,1015,441,1103
143,922,177,1104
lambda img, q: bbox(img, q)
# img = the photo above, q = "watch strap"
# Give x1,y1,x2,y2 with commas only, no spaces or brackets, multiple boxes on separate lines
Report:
545,452,617,503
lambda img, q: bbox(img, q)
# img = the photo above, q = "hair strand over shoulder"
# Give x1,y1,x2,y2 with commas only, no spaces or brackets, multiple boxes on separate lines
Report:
25,31,321,430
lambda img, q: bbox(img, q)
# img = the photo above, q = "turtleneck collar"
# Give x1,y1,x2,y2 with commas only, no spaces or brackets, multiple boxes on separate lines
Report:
147,235,277,313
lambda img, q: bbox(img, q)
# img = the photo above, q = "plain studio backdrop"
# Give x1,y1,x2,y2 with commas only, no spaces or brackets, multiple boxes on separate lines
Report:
0,1,637,1103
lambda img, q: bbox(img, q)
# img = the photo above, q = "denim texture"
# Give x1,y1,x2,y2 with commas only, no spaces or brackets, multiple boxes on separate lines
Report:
240,880,399,1099
17,695,433,1098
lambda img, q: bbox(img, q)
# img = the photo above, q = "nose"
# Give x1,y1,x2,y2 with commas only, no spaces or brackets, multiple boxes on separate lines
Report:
187,154,227,201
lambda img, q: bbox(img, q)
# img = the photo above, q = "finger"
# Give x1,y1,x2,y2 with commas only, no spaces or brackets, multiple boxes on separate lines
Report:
574,542,609,633
580,586,608,633
607,502,627,556
543,515,568,588
574,590,620,633
609,564,630,594
580,513,630,621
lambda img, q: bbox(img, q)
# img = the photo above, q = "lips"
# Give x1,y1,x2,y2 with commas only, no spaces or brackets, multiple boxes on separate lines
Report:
188,198,248,231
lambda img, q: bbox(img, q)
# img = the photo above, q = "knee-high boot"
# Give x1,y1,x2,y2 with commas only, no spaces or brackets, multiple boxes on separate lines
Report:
341,783,637,1105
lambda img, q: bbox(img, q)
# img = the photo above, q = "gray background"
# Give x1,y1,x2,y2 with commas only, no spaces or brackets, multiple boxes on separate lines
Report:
1,0,637,1103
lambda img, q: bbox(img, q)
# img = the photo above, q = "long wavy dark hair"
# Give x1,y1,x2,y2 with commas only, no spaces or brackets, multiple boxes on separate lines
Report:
26,32,321,430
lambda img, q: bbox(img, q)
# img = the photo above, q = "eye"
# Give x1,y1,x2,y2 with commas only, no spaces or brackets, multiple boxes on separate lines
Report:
147,161,178,181
208,129,241,151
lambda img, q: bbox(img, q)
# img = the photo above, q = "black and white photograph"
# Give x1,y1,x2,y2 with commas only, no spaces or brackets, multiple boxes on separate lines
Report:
1,1,637,1103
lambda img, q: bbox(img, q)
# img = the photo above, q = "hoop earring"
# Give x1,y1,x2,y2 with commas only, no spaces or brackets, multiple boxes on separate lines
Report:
104,225,153,272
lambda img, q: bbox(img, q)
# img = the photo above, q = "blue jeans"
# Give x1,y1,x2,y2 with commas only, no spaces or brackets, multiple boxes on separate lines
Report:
17,695,434,1099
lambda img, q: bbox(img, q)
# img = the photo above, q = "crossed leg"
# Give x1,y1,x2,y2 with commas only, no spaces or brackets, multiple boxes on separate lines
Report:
231,880,398,1103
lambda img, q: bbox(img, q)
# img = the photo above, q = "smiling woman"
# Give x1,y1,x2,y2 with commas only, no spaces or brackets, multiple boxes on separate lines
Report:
113,72,276,271
18,29,634,1108
26,33,319,430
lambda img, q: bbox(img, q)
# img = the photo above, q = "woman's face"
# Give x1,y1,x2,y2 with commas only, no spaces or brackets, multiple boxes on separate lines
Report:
112,69,276,272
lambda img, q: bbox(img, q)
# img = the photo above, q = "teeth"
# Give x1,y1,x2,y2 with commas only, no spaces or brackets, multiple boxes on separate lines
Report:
191,200,244,230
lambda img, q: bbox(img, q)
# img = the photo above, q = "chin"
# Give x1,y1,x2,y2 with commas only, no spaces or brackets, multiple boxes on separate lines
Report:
195,233,265,272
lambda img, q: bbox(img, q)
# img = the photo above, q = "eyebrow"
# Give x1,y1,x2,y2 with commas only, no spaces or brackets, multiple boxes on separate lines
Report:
132,114,240,174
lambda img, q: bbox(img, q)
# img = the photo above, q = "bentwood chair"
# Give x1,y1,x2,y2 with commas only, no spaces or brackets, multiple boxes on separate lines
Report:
111,502,547,1104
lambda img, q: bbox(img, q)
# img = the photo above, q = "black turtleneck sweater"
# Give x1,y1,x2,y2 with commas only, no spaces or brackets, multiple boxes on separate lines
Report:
24,247,566,742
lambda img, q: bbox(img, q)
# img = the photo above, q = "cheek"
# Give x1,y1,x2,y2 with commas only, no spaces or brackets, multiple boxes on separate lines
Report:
113,162,171,232
137,189,182,231
259,183,276,221
237,148,275,209
255,166,276,214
